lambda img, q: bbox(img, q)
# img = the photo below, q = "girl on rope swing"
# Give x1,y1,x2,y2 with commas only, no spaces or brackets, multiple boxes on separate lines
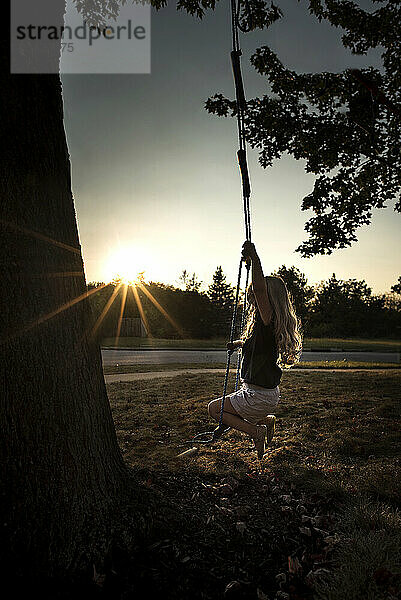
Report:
208,240,302,460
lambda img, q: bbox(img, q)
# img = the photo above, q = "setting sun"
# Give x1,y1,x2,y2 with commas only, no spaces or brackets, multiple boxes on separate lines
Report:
103,246,149,285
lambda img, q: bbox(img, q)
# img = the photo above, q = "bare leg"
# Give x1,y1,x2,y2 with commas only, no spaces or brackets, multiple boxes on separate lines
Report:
208,398,258,437
257,415,276,444
208,398,268,460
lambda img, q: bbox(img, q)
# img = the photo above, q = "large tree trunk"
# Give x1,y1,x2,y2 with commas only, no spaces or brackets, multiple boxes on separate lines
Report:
0,2,136,580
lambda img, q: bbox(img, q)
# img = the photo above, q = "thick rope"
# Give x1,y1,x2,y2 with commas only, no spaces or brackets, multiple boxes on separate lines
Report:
191,0,252,445
216,0,252,431
218,257,244,427
235,263,250,391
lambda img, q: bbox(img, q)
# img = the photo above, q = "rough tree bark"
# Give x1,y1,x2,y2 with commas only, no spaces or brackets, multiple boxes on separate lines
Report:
0,2,142,581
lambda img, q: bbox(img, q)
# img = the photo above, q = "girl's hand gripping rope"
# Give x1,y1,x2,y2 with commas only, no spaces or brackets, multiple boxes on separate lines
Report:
227,340,243,353
241,240,257,263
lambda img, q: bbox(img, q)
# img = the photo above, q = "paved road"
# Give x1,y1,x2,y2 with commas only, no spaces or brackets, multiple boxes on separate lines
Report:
102,348,400,366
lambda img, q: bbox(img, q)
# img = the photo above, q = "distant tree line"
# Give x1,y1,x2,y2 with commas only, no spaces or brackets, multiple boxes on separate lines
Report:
87,268,401,340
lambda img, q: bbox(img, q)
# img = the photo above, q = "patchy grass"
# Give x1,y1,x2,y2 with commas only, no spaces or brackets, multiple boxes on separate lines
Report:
314,497,401,600
103,362,400,375
303,337,401,352
297,361,400,369
105,370,401,600
102,336,401,352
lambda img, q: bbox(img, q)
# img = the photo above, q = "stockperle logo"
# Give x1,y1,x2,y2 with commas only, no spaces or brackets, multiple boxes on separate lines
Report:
11,0,151,74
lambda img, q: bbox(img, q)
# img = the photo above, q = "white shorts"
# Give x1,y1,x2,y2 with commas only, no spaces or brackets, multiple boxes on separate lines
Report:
224,382,280,424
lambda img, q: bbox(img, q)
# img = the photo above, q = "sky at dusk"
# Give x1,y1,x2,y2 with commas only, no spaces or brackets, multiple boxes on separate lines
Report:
61,0,400,294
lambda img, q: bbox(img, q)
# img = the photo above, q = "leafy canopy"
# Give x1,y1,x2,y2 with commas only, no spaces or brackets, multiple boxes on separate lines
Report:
391,276,401,295
205,0,401,256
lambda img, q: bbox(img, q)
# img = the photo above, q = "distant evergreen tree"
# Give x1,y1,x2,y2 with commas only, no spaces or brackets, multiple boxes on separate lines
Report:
207,266,235,311
272,265,314,328
207,266,235,336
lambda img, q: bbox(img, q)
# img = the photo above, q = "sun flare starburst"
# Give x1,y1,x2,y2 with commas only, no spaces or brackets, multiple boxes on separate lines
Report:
104,246,148,286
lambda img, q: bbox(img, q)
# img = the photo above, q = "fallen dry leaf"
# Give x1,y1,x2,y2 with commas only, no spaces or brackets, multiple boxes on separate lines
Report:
288,555,303,576
235,521,246,534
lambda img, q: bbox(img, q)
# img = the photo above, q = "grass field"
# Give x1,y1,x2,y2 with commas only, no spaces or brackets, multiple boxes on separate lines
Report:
102,336,401,352
103,362,401,375
106,369,401,600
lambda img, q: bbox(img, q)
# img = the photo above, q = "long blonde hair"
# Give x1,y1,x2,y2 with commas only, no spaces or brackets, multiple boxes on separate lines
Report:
242,275,302,368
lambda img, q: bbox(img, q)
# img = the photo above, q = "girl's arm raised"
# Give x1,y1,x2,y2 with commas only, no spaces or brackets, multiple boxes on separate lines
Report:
242,241,273,326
